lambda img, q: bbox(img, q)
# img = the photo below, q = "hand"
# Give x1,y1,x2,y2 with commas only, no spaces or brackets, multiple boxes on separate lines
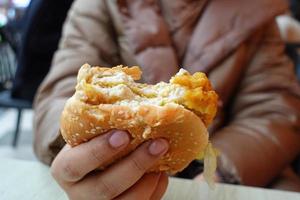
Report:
51,130,169,200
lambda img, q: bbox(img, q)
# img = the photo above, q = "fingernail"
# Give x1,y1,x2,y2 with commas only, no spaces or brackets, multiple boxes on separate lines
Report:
148,139,169,156
109,131,129,148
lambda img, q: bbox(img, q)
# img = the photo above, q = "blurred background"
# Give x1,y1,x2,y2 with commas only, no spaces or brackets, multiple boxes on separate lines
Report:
0,0,33,160
0,0,72,161
0,0,300,163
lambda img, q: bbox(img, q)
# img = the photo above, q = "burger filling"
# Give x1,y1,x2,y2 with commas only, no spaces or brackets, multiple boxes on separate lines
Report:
75,64,218,126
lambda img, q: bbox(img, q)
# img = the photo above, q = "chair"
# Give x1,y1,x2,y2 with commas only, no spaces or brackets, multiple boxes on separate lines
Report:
0,91,32,147
0,25,32,147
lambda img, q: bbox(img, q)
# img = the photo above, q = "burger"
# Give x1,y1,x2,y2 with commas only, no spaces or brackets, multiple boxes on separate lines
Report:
60,64,218,185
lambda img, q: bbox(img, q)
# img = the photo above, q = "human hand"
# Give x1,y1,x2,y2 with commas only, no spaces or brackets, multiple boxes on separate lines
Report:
51,130,169,200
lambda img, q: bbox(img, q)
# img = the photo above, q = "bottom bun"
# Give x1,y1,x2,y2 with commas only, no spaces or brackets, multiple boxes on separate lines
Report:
60,96,209,174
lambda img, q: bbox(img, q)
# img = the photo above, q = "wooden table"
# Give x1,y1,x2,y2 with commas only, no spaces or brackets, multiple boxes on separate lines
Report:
0,158,300,200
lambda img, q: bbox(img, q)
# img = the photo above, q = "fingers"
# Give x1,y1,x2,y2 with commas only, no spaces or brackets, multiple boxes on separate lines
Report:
150,173,169,200
51,130,130,183
114,173,162,200
71,139,169,200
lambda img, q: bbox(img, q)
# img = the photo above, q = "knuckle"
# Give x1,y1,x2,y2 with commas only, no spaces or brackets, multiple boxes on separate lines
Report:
50,158,62,180
130,157,147,173
60,160,81,181
88,142,105,164
50,164,59,180
96,178,120,199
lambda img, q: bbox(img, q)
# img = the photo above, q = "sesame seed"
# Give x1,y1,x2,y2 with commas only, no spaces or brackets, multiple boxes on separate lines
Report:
96,127,101,130
85,130,90,134
73,116,79,121
90,123,94,127
75,133,80,137
79,123,84,127
142,126,151,139
118,111,124,115
153,122,161,127
159,165,169,170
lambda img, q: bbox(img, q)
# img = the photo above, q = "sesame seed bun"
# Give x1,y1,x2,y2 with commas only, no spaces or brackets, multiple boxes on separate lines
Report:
60,64,218,174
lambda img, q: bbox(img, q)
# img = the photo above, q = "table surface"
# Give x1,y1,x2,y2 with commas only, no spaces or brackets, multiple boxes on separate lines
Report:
1,158,300,200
